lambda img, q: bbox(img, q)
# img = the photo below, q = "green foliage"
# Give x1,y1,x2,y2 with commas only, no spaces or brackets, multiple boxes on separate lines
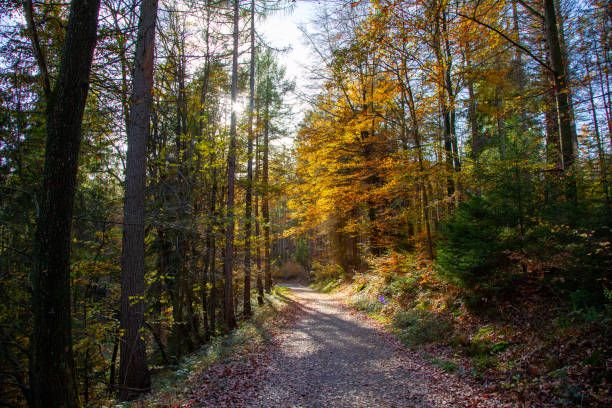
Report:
437,156,612,308
542,222,612,307
349,292,385,314
392,309,454,346
429,357,459,373
436,195,505,291
385,274,419,298
292,236,310,270
467,326,510,356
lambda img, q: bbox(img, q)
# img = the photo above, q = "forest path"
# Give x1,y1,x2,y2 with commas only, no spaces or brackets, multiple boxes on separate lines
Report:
252,284,508,407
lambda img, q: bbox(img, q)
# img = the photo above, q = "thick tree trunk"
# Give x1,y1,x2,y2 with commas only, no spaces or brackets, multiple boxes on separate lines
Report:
553,0,578,154
542,48,561,170
223,0,239,330
30,0,101,406
543,0,577,204
543,0,575,171
119,0,158,399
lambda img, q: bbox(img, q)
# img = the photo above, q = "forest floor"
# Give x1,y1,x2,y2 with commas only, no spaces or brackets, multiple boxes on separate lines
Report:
175,284,526,407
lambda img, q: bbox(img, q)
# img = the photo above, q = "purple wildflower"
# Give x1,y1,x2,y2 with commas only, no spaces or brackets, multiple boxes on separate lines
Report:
379,295,386,305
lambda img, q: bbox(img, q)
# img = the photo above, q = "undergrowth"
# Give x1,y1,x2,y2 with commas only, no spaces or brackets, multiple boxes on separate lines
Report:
309,261,345,292
332,250,612,407
110,286,293,407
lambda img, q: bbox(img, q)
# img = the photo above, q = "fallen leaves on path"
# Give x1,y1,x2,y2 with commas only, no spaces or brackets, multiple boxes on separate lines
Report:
177,292,304,408
170,285,574,407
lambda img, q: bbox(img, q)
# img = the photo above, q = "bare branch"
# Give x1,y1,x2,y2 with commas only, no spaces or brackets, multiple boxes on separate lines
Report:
456,12,553,73
515,0,544,20
22,0,51,98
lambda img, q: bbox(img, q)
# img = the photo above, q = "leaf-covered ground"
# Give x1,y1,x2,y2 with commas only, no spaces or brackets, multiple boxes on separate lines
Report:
178,285,522,407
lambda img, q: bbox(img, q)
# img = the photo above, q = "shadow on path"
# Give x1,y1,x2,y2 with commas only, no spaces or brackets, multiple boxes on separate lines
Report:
252,284,493,407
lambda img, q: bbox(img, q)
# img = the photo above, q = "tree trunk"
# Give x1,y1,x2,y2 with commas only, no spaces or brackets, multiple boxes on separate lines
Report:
30,0,101,406
243,0,256,317
255,112,264,305
543,0,575,171
466,62,480,158
553,0,578,155
442,11,460,174
223,0,239,330
595,46,612,149
208,171,219,334
200,1,213,338
586,62,610,210
543,0,577,204
406,80,434,259
109,334,119,392
263,77,272,293
432,11,454,198
119,0,158,399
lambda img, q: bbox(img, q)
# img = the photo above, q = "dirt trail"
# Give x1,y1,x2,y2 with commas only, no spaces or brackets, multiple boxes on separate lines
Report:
251,285,510,407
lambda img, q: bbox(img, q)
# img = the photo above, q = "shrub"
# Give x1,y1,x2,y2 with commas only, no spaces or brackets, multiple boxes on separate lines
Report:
311,261,344,283
280,260,307,280
350,292,384,314
387,275,419,297
436,196,504,291
392,309,454,346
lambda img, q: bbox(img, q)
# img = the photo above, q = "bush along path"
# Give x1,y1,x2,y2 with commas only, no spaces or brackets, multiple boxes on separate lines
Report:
168,284,516,408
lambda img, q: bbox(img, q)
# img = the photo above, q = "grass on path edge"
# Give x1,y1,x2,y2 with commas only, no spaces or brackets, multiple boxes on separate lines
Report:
111,285,294,408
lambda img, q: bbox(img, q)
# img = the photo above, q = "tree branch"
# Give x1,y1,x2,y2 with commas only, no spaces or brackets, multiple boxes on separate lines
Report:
515,0,544,20
22,0,51,99
457,12,553,73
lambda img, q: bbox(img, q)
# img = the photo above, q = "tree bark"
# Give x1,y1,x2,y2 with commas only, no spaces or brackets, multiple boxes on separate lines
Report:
466,53,481,158
553,0,578,155
30,0,101,406
432,9,454,197
243,0,256,317
223,0,239,330
543,0,577,204
119,0,158,399
405,80,434,260
543,0,575,171
586,62,610,210
255,110,264,305
263,77,272,293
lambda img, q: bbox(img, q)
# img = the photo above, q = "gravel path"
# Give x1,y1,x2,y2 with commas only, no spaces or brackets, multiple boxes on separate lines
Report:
252,284,509,408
